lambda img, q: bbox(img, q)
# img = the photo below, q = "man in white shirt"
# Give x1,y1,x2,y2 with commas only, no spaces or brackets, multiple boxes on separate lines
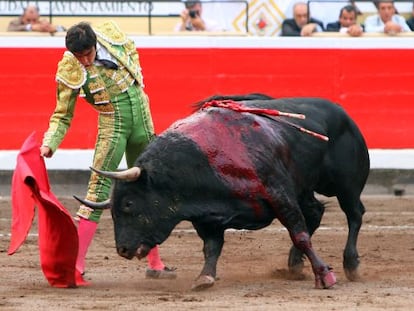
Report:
364,0,411,34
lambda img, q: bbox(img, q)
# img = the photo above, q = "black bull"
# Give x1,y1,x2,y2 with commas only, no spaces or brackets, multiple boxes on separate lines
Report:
77,94,369,291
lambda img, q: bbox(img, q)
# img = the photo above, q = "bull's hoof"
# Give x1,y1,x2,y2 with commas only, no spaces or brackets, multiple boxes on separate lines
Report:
145,267,177,279
315,270,337,289
344,268,360,281
191,275,215,291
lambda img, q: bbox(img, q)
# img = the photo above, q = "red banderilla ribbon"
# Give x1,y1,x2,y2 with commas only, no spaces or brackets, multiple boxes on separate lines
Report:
201,100,329,142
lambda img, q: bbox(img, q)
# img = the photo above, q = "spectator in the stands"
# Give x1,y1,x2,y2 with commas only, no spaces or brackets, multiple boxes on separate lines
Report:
364,0,411,34
326,4,364,36
406,2,414,31
7,4,66,33
175,0,221,32
281,2,324,36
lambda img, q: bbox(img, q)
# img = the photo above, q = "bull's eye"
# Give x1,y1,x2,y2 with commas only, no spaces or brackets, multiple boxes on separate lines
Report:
122,200,135,214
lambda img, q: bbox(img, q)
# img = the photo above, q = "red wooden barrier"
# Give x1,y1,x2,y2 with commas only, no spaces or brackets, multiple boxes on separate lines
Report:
1,36,413,149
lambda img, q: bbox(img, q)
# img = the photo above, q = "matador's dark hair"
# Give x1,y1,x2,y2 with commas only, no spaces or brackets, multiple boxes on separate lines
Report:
65,22,97,53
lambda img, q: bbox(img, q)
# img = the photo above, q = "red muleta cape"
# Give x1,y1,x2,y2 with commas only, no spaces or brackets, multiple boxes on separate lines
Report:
8,131,87,287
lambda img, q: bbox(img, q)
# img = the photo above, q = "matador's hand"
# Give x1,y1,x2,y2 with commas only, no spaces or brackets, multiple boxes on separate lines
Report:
40,146,53,158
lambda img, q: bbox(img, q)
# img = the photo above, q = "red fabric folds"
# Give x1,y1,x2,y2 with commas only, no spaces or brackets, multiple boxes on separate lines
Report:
8,131,88,287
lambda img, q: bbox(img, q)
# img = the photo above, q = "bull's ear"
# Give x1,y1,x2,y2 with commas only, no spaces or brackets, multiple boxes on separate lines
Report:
73,195,111,209
90,166,141,181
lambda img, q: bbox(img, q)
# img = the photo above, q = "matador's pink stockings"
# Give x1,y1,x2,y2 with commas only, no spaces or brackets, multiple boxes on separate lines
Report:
147,245,165,270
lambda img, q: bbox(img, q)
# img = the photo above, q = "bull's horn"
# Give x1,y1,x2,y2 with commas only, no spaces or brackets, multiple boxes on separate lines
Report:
73,195,111,209
90,166,141,181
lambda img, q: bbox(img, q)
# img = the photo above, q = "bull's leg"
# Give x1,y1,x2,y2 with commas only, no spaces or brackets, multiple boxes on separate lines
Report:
288,195,325,276
290,231,336,289
320,130,368,281
277,202,336,289
337,195,365,281
191,224,225,291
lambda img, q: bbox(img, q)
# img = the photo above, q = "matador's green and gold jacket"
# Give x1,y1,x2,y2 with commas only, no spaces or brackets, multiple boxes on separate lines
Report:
42,20,146,152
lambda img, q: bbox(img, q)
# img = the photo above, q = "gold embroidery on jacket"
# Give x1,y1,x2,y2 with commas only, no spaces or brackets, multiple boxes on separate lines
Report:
85,66,111,106
94,20,128,45
93,21,143,86
56,51,86,88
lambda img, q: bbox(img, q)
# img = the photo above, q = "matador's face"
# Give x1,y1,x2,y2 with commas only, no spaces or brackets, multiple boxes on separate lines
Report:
73,46,96,67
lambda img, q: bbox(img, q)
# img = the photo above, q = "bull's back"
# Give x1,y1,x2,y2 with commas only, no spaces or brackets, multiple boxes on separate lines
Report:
258,97,369,195
244,97,367,155
244,98,348,133
170,103,284,179
242,97,370,195
169,96,369,197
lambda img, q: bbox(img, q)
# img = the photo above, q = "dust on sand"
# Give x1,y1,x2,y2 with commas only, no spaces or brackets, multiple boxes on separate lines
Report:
1,195,413,310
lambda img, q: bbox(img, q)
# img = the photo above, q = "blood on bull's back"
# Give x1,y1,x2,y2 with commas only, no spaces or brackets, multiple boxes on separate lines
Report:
170,107,283,216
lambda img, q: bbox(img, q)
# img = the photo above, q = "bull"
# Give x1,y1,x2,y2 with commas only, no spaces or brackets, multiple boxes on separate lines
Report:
76,94,369,291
